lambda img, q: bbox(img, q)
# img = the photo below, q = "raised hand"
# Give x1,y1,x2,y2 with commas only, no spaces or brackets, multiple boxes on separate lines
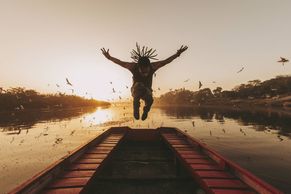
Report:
177,45,188,56
101,48,111,59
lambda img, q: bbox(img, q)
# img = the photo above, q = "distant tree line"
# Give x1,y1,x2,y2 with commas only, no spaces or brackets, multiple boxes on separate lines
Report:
0,87,110,111
157,75,291,105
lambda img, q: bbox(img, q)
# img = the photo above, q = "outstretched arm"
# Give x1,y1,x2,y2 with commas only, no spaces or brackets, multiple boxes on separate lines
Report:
101,48,134,70
152,45,188,71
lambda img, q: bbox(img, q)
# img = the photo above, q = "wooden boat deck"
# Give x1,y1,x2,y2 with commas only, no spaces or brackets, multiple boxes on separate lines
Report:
9,127,283,194
86,138,199,193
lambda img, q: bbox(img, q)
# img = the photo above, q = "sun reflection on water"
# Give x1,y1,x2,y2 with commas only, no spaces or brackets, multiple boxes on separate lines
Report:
83,107,113,126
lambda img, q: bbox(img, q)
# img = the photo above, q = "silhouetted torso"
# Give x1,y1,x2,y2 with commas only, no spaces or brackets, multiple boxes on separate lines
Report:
130,65,155,90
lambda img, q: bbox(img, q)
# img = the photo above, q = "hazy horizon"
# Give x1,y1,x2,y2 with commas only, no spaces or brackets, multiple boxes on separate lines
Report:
1,0,291,100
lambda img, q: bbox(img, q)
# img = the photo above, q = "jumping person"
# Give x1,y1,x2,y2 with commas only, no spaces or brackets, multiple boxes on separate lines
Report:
101,43,188,120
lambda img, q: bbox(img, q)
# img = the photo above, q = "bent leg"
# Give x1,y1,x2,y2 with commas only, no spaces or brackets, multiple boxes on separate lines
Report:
141,94,153,120
131,82,147,120
143,95,153,113
133,97,140,120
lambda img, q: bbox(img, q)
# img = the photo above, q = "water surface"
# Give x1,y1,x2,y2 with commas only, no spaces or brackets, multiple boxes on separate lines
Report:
0,104,291,193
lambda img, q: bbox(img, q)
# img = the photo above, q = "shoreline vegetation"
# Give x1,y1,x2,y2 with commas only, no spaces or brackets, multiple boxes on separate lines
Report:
155,75,291,110
0,87,110,112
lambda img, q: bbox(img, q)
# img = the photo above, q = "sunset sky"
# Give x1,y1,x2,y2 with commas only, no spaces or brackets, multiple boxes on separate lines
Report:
1,0,291,100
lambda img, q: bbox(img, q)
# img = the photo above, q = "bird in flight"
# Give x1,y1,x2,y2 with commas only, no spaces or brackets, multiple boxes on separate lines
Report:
56,84,60,87
237,67,244,73
277,57,289,66
199,81,203,89
184,79,190,82
66,78,73,86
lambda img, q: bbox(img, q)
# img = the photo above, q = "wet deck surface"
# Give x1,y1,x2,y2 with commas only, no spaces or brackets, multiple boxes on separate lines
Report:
86,140,199,194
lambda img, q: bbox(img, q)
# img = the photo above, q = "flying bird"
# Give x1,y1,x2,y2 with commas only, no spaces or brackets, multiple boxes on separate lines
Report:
277,135,283,141
184,79,190,82
199,81,203,89
112,88,116,93
240,128,246,136
56,84,60,87
237,67,244,73
277,57,289,66
66,78,73,86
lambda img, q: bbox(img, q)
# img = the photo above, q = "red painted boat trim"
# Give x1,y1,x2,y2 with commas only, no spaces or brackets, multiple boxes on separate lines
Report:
9,127,128,194
159,127,283,194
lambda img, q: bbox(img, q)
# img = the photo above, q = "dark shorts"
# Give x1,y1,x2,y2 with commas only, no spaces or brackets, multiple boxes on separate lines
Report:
131,82,152,98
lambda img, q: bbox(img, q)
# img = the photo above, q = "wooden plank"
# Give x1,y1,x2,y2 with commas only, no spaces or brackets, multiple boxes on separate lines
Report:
42,187,82,194
61,170,95,178
191,164,222,171
47,177,89,189
162,134,182,138
211,189,256,194
203,179,248,189
195,171,235,179
102,140,119,143
93,146,114,150
175,147,196,151
83,153,107,159
103,139,120,142
68,163,100,171
167,141,188,145
185,158,213,164
180,154,207,159
105,137,121,139
106,136,123,138
162,135,182,138
97,143,116,147
76,158,103,164
172,144,191,148
86,150,111,154
165,137,186,140
177,150,200,155
108,134,123,136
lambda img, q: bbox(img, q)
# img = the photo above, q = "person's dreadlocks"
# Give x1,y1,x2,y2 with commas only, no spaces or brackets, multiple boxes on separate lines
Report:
130,43,158,62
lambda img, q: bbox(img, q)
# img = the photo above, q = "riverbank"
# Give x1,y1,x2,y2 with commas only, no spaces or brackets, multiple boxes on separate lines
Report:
0,87,110,112
155,95,291,111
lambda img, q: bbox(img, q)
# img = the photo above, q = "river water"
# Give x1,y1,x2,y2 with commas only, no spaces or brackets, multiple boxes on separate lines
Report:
0,104,291,193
